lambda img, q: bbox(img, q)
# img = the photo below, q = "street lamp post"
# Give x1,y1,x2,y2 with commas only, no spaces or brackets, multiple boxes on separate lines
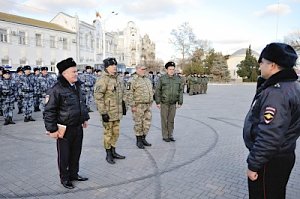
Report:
101,11,118,60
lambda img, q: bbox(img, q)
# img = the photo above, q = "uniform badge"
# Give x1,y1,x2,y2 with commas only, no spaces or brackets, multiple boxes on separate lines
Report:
126,82,131,90
45,95,50,105
264,106,276,124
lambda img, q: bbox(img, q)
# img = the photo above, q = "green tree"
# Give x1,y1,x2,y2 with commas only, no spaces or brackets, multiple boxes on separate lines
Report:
210,53,230,82
236,45,259,82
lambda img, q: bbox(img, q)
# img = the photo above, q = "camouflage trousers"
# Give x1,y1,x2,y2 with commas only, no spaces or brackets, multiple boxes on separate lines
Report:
85,89,94,108
132,103,152,136
17,98,23,109
102,120,120,149
1,101,14,119
33,95,41,108
22,95,34,117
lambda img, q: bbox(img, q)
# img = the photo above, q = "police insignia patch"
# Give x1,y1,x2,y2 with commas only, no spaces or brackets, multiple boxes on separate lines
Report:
45,95,50,104
264,106,276,124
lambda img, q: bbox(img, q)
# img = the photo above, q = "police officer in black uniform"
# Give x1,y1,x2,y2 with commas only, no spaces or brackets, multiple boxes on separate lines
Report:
243,43,300,199
43,58,90,189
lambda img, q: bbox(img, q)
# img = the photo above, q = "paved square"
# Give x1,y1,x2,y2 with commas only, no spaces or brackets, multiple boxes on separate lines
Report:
0,84,299,199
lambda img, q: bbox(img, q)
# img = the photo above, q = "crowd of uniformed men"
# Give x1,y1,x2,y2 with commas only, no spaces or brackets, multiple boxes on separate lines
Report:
0,64,209,126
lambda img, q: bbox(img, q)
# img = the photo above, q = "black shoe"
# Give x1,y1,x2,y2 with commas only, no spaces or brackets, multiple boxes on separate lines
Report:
70,175,88,181
28,116,35,121
4,119,10,125
136,136,145,149
169,137,176,142
24,117,30,122
9,117,15,124
163,138,171,142
0,110,3,116
18,109,23,114
142,135,152,146
61,180,74,189
111,146,126,159
106,149,115,164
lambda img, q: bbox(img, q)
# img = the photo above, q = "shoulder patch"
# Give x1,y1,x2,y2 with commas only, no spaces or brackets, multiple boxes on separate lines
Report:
264,106,276,124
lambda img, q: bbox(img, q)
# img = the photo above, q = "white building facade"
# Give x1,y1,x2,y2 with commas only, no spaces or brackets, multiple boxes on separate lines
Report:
0,12,76,73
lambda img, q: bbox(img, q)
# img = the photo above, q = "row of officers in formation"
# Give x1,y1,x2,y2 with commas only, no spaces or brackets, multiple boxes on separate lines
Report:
0,64,209,126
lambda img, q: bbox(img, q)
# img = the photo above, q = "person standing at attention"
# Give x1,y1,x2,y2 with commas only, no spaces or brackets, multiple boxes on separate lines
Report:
94,57,126,164
243,43,300,199
155,61,183,142
44,58,90,189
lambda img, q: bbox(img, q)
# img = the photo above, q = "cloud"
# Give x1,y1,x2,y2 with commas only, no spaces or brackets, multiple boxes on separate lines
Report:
254,3,291,17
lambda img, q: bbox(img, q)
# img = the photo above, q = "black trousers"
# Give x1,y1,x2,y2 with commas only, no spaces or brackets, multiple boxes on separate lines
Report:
56,125,83,181
248,152,295,199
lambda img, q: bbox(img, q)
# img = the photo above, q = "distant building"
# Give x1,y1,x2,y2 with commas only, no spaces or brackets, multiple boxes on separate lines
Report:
227,48,259,81
0,12,76,72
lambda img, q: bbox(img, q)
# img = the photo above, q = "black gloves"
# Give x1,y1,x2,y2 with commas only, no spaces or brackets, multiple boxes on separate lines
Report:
102,114,110,122
122,101,127,115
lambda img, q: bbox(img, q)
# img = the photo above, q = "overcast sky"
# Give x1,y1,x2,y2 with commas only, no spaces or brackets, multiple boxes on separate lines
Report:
1,0,300,62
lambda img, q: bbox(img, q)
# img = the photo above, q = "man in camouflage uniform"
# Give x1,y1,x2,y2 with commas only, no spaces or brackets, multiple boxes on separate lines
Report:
79,66,96,112
33,67,41,112
0,70,17,125
202,75,209,94
126,65,153,149
19,65,36,122
94,58,125,164
38,66,56,109
14,66,24,114
155,62,183,142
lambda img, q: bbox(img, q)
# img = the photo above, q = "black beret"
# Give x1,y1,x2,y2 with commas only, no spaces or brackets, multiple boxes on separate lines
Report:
33,67,40,72
259,42,298,68
103,57,117,68
165,61,175,69
86,65,92,70
2,69,10,75
57,57,77,74
41,66,48,71
23,65,31,71
16,66,23,72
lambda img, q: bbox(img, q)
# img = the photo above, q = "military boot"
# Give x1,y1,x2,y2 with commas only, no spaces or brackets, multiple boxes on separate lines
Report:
136,136,144,149
105,149,115,164
111,146,125,159
24,117,30,122
9,117,15,124
28,116,36,121
0,110,3,116
4,118,10,125
18,108,23,114
142,135,152,146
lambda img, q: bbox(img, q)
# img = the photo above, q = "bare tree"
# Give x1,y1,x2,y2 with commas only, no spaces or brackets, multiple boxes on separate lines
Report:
169,22,197,68
284,31,300,51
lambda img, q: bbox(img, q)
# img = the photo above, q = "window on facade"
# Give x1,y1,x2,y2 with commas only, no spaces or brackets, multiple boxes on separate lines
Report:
79,33,83,47
1,59,9,65
18,31,25,45
20,59,26,66
50,36,55,48
63,38,68,50
0,29,8,43
91,38,94,50
36,33,42,46
96,38,99,49
36,59,42,66
85,34,88,48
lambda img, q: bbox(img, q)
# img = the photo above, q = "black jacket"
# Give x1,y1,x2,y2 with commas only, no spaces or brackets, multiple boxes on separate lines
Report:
44,75,90,133
243,69,300,172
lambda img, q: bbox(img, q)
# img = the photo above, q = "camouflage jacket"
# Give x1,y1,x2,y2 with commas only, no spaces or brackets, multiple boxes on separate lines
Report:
94,70,124,121
0,77,17,102
125,73,153,107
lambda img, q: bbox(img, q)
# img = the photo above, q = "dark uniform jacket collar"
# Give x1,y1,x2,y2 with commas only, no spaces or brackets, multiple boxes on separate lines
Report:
260,69,298,90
